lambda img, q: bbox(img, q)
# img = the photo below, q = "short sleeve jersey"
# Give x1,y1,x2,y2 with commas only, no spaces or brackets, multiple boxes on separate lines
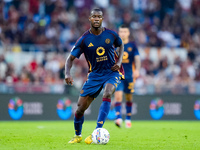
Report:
71,27,123,76
122,42,139,79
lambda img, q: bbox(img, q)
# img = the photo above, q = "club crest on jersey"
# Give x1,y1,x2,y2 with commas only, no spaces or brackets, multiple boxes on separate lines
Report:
80,90,84,94
105,38,110,44
128,47,132,51
96,47,105,56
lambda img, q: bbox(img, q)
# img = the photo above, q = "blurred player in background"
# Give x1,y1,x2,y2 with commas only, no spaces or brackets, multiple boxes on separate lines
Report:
114,25,141,128
65,8,124,144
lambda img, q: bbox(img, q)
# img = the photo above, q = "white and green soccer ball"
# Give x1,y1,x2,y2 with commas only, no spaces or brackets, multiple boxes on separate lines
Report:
92,128,110,145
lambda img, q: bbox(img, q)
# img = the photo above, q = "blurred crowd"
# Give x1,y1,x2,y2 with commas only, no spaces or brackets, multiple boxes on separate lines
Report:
0,48,200,94
0,0,200,94
0,52,88,91
137,50,200,94
0,0,200,49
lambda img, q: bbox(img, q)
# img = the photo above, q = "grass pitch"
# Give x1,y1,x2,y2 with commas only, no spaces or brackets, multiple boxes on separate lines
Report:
0,121,200,150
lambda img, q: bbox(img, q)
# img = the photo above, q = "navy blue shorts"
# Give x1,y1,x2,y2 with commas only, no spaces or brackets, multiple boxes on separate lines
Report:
80,71,122,98
115,77,135,93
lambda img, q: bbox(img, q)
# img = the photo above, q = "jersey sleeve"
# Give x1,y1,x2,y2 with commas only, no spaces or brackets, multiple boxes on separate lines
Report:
113,32,122,47
70,37,84,59
133,44,139,56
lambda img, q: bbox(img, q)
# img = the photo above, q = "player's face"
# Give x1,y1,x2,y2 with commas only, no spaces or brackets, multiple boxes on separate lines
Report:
89,11,103,28
119,28,130,40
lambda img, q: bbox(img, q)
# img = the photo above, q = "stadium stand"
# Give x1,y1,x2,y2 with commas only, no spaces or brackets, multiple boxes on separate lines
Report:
0,0,200,94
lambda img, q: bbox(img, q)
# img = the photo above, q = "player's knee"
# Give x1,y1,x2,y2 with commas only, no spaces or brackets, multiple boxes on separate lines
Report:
114,91,123,102
125,94,132,101
115,96,122,102
76,103,86,116
103,91,112,99
75,109,84,117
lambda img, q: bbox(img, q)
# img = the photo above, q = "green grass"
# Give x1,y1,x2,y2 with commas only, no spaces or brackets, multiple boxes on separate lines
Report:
0,121,200,150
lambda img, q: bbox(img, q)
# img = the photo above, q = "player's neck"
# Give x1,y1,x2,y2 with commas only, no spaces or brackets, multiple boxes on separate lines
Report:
90,27,103,35
122,39,129,44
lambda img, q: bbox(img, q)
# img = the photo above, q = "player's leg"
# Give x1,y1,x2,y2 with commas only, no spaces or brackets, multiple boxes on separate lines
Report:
96,83,115,128
69,95,94,143
85,73,119,144
124,93,133,128
85,84,115,144
74,95,94,135
114,91,123,127
124,79,134,128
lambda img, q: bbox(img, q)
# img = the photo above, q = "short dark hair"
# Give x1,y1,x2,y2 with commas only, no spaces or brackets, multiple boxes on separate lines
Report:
119,24,130,29
90,8,103,15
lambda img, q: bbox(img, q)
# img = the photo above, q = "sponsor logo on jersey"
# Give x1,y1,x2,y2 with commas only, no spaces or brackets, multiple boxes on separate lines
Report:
96,47,105,56
88,43,94,47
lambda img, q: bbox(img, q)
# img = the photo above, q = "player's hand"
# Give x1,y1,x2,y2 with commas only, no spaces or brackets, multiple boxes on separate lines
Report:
65,74,74,85
111,63,120,71
133,70,140,79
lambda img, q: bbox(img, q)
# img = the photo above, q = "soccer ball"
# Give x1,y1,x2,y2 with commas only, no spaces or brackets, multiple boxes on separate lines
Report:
92,128,110,145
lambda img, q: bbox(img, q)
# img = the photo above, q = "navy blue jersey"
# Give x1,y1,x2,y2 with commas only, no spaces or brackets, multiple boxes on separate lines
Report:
122,42,139,79
71,27,124,77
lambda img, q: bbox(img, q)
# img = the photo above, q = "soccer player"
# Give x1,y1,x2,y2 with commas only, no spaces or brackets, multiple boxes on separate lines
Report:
114,25,141,128
65,8,124,144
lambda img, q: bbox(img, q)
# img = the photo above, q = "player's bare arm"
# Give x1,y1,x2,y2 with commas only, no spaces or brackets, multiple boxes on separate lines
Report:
133,55,141,78
111,43,124,71
65,54,76,85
